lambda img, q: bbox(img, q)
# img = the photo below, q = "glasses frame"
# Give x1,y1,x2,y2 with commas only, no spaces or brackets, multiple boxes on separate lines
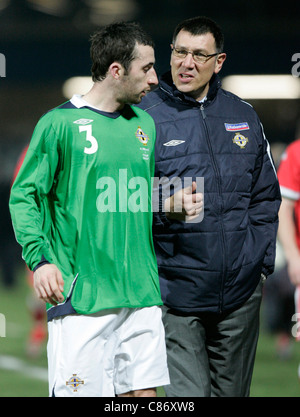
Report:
171,45,220,64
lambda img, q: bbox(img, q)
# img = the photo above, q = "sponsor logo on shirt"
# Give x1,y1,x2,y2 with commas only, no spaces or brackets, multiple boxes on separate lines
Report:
73,118,94,125
224,122,249,131
163,140,185,146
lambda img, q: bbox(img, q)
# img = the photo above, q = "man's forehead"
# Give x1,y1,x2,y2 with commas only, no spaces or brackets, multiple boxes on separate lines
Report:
175,31,216,49
134,43,155,61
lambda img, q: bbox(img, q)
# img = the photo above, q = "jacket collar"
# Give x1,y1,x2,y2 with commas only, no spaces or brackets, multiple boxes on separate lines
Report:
159,70,221,106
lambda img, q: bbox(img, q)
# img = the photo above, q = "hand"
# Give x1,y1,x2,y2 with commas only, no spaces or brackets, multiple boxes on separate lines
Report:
33,263,65,305
165,181,204,222
287,256,300,286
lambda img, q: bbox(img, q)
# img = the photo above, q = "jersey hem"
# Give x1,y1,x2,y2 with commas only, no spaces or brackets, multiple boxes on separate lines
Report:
47,300,164,322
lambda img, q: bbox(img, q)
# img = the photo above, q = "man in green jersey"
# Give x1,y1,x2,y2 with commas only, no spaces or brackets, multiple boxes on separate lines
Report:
9,22,170,397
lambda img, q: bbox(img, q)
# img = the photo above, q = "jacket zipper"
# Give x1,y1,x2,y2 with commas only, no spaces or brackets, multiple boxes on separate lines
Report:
200,104,227,313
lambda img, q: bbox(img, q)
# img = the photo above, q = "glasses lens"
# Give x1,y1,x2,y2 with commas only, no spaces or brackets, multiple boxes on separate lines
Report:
173,49,187,59
173,48,208,63
193,53,206,63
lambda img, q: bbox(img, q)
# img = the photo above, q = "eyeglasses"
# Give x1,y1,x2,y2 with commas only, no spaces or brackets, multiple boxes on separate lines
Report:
171,46,219,64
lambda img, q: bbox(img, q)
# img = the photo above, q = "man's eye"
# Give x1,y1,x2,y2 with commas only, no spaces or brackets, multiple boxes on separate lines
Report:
194,52,205,58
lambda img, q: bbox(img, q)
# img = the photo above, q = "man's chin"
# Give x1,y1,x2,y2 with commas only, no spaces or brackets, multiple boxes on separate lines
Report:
175,82,194,94
174,83,205,101
131,96,142,104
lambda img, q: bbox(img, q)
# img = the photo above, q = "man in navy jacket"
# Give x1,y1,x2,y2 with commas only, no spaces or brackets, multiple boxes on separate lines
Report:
138,16,281,396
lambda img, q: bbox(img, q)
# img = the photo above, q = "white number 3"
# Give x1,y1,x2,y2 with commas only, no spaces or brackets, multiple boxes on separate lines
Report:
79,125,98,154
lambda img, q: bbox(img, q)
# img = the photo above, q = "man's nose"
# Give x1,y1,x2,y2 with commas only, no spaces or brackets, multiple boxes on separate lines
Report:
148,68,158,85
182,52,195,68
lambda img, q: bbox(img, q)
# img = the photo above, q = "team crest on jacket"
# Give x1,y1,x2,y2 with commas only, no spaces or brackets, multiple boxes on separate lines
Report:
232,132,248,149
135,126,149,146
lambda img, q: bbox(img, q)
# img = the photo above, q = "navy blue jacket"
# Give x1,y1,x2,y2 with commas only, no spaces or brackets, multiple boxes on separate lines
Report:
138,71,281,313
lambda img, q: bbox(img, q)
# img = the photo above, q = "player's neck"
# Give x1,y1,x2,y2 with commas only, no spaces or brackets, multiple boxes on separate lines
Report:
83,82,124,113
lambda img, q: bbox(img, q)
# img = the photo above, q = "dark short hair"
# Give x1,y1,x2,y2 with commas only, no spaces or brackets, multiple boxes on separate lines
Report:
90,21,155,82
172,16,224,53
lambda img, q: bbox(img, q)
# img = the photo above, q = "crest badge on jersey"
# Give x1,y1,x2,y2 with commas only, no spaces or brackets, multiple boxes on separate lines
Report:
135,126,149,146
232,132,249,149
66,374,85,392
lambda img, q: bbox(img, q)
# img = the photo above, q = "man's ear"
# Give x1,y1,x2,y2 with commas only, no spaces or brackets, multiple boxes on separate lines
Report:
109,62,123,79
214,53,226,74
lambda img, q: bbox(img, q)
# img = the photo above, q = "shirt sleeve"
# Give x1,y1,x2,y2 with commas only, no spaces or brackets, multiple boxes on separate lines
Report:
9,113,60,271
277,140,300,201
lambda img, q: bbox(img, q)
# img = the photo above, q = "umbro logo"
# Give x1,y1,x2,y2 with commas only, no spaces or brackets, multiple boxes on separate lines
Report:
73,118,94,125
163,140,185,147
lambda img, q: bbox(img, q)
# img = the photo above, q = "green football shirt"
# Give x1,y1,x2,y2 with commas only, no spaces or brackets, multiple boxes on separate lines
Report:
9,95,162,317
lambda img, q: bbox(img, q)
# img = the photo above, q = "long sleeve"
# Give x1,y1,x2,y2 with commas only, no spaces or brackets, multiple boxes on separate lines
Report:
249,124,281,276
9,115,60,271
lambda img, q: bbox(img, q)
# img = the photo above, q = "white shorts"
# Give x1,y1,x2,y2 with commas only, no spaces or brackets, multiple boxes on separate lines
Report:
47,306,169,397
